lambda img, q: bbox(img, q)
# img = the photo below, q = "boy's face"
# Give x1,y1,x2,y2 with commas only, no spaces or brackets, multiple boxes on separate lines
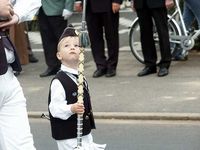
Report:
57,36,80,64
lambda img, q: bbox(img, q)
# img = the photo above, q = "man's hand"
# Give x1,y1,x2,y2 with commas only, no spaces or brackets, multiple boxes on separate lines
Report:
0,0,14,20
112,3,121,14
165,0,174,9
62,9,73,20
131,0,135,11
75,2,83,12
0,14,19,30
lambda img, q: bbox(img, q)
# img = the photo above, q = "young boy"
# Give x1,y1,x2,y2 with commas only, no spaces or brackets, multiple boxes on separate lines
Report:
48,26,106,150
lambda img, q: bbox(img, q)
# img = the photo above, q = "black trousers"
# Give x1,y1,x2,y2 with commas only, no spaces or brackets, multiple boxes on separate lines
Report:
38,8,67,69
136,7,171,68
86,9,119,70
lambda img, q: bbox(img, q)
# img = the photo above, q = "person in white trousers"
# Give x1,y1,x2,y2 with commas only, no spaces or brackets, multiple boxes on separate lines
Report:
0,0,40,150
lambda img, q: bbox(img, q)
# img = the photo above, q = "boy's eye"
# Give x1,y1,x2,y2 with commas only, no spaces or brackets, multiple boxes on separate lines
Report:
64,44,69,47
74,44,80,47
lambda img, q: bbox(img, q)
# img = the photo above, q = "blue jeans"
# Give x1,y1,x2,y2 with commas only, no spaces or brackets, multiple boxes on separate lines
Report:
183,0,200,29
173,0,200,59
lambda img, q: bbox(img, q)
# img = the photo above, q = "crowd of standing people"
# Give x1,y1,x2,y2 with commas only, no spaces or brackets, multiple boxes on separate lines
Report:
35,0,199,78
6,0,200,78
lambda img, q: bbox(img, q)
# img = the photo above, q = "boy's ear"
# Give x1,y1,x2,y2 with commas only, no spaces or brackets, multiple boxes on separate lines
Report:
56,51,62,60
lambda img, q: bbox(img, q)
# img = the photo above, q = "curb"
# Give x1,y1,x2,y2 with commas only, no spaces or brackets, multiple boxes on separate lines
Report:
28,111,200,121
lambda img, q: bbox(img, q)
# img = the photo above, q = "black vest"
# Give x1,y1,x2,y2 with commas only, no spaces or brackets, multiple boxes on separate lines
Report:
48,71,96,140
0,31,22,75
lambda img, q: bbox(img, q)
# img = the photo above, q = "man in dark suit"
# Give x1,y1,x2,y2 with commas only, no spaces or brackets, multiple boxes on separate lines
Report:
132,0,171,77
38,0,69,77
75,0,122,78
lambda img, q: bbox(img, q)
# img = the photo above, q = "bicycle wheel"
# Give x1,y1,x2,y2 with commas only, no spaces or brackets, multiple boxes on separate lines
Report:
129,16,181,64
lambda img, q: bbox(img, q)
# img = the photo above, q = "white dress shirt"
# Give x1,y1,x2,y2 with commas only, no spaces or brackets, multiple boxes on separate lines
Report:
2,0,41,67
12,0,41,22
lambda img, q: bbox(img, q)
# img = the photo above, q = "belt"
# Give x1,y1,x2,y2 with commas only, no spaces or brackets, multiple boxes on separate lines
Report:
0,30,9,38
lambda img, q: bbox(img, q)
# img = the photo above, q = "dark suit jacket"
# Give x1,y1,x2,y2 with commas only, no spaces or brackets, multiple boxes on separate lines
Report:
76,0,122,12
134,0,165,9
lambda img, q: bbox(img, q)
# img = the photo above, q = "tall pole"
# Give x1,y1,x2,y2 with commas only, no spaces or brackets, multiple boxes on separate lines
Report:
75,0,89,149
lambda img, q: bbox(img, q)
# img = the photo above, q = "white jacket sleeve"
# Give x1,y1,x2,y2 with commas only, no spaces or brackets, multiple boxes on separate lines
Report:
13,0,41,22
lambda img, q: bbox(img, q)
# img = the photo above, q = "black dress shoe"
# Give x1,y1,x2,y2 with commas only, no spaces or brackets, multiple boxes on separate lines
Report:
157,67,169,77
93,69,107,78
29,54,39,63
40,68,59,77
137,67,156,77
106,69,116,77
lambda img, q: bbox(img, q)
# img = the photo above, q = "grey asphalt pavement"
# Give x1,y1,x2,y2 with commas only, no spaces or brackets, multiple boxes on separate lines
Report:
30,119,200,150
18,48,200,120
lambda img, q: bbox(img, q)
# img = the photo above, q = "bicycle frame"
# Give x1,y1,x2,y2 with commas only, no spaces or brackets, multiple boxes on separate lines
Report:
171,0,188,36
128,0,200,63
168,0,200,50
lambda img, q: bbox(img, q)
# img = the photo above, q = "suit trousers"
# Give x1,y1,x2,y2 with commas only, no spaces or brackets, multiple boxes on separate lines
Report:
0,67,36,150
38,8,67,69
86,10,119,70
136,7,171,68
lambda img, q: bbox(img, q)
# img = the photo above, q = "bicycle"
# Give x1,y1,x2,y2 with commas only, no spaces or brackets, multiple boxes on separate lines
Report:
129,0,200,64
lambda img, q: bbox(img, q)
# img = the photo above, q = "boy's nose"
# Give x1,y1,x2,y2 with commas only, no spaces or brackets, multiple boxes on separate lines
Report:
70,45,75,49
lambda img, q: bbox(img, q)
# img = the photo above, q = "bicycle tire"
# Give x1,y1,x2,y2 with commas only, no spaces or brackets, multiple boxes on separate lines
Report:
129,16,181,64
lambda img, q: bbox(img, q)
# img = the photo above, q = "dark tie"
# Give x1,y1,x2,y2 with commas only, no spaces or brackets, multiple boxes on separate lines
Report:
72,73,88,91
72,74,78,79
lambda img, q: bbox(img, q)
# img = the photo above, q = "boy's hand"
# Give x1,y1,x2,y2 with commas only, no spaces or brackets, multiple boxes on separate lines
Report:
71,102,85,114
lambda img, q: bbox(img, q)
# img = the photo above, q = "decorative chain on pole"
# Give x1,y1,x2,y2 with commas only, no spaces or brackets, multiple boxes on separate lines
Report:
76,45,85,149
74,0,89,149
